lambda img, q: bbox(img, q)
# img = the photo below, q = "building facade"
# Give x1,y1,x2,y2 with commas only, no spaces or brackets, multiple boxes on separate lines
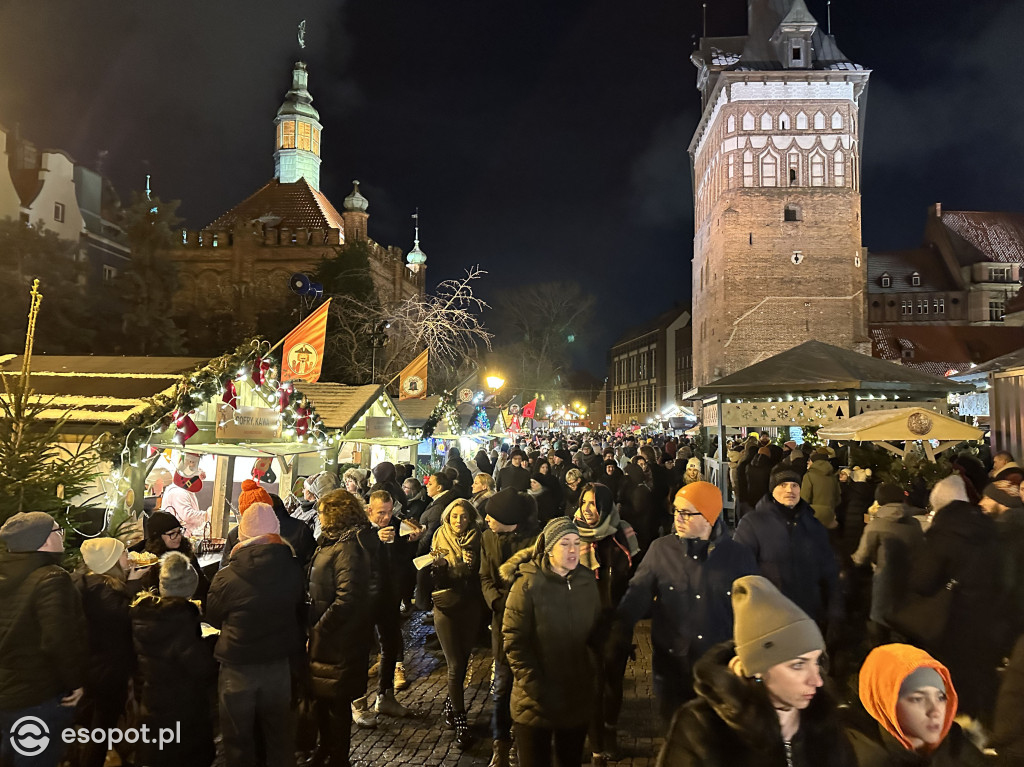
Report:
165,61,425,345
608,306,691,426
688,0,870,386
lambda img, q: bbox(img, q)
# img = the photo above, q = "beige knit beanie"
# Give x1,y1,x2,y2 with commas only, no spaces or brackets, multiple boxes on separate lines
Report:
732,575,824,676
81,537,125,575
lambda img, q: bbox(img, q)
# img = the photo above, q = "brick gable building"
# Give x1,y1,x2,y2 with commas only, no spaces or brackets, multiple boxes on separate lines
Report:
688,0,870,386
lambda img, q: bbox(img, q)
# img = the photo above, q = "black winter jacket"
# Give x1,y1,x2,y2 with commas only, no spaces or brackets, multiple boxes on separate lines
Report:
220,508,316,570
744,454,774,506
991,633,1024,763
73,572,135,692
307,530,374,700
734,495,841,625
206,538,305,665
0,550,88,709
846,719,987,766
617,529,758,669
658,643,855,767
418,489,459,553
502,556,602,729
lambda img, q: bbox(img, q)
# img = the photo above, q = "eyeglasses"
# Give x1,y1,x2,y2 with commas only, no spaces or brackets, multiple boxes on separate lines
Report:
164,529,182,539
50,526,64,537
673,510,703,518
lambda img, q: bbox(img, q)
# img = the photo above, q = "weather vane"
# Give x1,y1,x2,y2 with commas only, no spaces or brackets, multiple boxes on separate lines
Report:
298,20,306,50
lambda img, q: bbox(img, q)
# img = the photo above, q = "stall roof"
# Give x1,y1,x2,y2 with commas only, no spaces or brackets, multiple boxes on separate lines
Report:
296,383,390,433
394,396,441,428
0,354,207,423
697,341,973,395
817,407,982,442
953,346,1024,377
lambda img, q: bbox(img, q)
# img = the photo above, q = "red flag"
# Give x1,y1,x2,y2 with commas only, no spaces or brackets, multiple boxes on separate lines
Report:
522,398,537,420
281,299,332,383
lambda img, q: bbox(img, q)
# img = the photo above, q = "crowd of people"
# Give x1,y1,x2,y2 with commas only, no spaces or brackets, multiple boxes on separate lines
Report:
1,432,1024,767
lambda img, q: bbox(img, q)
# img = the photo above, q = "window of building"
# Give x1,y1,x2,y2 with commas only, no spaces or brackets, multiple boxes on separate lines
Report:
297,122,312,151
784,204,800,222
102,265,117,281
834,151,845,187
810,152,825,186
831,112,843,129
990,299,1006,322
789,168,797,185
742,112,754,131
791,45,803,65
760,112,773,130
901,300,912,315
727,154,735,187
279,120,296,149
880,273,891,288
917,299,929,314
988,266,1012,282
53,202,65,223
934,298,945,314
742,151,754,187
727,115,735,133
312,127,321,156
814,112,825,130
911,272,921,287
796,112,808,130
760,152,778,186
779,112,790,130
901,348,915,360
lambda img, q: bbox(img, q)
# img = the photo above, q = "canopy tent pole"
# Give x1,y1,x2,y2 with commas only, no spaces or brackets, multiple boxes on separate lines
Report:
876,441,906,457
211,455,236,538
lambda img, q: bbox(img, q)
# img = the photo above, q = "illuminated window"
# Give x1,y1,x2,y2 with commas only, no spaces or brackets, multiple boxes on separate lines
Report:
312,128,321,156
298,122,312,151
279,121,296,149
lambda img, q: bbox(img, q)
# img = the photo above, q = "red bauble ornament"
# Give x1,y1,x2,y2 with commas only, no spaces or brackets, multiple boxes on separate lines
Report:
222,379,238,409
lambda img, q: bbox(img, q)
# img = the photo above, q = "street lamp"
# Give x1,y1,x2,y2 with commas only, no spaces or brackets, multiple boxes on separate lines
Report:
485,375,505,392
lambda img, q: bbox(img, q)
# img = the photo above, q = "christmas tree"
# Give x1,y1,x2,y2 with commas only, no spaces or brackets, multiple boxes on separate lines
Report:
0,281,104,527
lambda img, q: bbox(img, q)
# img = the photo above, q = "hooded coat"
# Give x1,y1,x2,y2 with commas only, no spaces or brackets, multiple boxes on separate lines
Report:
657,642,854,767
574,483,640,608
502,549,602,730
847,643,986,766
801,460,841,529
733,495,841,626
306,501,374,700
851,503,925,626
0,550,88,710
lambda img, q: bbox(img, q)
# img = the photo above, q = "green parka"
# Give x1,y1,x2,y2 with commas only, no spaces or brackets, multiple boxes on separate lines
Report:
502,553,602,729
801,459,840,529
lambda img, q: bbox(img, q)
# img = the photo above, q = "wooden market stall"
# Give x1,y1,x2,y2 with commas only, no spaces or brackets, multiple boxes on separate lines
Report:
816,407,983,461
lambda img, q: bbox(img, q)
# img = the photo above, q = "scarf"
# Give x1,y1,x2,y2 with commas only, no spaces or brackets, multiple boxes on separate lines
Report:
433,506,480,575
573,493,639,571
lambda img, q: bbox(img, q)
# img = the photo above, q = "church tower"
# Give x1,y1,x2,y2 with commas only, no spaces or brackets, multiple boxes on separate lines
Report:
274,62,323,190
689,0,870,386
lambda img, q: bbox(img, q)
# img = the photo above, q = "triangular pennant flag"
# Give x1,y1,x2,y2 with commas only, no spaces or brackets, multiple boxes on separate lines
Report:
281,299,332,383
521,397,537,420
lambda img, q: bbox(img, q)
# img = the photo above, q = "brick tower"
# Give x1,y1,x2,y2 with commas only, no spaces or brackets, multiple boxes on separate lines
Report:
689,0,870,386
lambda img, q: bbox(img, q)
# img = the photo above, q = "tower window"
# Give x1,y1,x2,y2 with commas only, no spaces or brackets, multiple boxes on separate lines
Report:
279,120,296,149
911,272,921,287
760,113,773,131
727,115,736,133
789,168,797,185
834,151,845,187
792,46,803,64
312,127,321,156
297,122,312,151
814,112,825,130
53,202,65,223
810,153,825,186
880,273,891,288
743,150,754,187
742,112,755,131
831,112,843,129
760,152,778,186
784,204,801,222
796,112,808,130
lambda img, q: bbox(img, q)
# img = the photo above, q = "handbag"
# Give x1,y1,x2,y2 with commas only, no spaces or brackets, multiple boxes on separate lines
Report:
886,578,958,648
431,587,463,612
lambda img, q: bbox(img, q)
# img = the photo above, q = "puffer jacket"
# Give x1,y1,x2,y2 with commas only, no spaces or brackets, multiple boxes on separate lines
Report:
847,723,987,766
307,510,374,700
0,550,88,709
850,504,925,626
745,454,774,505
657,643,855,767
72,571,134,693
502,554,602,729
206,537,305,665
801,460,840,528
733,495,840,626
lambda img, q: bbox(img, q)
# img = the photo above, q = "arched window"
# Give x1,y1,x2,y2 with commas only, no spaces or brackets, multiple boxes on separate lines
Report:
810,151,826,186
788,151,800,186
796,112,808,129
742,112,755,131
760,112,773,130
743,150,754,187
727,154,735,188
779,112,790,130
834,151,845,187
727,115,736,133
831,112,843,129
760,151,778,187
813,112,825,130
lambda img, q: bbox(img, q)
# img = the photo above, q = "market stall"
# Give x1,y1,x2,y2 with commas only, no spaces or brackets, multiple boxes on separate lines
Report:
816,406,983,461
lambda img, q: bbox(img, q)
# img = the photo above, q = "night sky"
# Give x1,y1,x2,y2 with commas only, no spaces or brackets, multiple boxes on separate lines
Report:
1,0,1021,375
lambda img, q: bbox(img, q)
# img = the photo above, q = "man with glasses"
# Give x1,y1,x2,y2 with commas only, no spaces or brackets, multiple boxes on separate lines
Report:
614,483,757,723
0,512,88,767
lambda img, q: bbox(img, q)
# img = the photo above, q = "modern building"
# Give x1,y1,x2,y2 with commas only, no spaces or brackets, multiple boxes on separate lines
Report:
608,305,691,426
166,61,425,345
688,0,870,386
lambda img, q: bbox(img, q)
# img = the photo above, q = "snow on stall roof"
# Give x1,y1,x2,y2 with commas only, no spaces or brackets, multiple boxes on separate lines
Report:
942,210,1024,265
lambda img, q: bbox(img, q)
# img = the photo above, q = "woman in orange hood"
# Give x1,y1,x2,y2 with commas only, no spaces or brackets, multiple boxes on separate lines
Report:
849,643,986,765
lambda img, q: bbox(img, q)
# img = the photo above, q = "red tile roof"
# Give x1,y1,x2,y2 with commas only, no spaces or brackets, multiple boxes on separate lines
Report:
206,178,346,233
941,210,1024,265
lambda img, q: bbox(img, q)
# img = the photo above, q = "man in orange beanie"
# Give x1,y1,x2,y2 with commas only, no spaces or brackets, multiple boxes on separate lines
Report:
615,481,759,722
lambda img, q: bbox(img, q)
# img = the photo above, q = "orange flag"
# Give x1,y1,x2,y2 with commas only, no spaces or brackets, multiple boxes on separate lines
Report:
281,299,332,383
399,348,429,399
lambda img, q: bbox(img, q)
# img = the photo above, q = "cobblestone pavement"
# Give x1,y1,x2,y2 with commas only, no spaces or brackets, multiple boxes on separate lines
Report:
351,613,664,767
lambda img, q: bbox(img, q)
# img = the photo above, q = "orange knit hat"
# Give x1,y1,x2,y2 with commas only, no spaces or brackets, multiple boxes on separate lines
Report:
675,481,723,525
859,643,957,754
238,479,272,515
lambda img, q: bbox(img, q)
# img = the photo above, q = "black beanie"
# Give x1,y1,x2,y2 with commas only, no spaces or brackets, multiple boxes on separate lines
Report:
485,488,529,527
875,483,907,506
149,511,182,537
769,469,802,493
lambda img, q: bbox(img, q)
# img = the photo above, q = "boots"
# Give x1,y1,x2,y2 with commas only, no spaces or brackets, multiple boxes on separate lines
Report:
374,689,410,717
393,662,409,690
453,712,472,749
488,738,512,767
351,696,378,729
443,696,455,729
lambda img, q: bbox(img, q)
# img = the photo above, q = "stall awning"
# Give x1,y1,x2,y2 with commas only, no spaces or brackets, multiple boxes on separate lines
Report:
297,383,387,433
816,407,982,442
160,442,326,457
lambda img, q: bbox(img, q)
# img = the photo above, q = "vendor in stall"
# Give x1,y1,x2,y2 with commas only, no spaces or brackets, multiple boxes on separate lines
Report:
160,453,210,538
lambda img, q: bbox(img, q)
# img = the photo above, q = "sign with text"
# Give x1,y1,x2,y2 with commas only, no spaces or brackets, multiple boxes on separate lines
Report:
216,405,282,441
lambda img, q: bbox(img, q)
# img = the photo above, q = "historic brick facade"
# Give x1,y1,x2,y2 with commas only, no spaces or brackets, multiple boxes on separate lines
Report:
689,0,870,386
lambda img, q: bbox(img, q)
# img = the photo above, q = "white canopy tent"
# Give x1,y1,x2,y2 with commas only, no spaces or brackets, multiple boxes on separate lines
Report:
817,407,983,461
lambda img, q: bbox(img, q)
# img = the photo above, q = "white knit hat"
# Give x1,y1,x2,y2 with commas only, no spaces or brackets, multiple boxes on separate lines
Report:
81,538,125,574
929,474,969,513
